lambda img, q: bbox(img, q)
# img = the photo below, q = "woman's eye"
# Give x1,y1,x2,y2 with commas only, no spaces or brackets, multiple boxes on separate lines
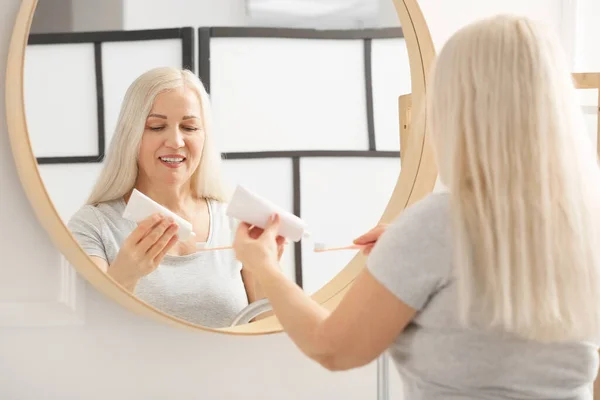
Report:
149,126,164,131
183,126,199,132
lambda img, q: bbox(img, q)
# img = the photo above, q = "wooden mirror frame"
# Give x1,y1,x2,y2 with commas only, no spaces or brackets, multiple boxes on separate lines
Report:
400,73,600,163
572,73,600,157
5,0,437,335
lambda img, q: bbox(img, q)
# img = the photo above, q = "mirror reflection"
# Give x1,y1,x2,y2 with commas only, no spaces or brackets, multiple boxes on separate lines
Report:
25,0,411,328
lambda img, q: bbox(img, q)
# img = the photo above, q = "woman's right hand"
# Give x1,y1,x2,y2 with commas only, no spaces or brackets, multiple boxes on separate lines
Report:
108,214,179,291
353,223,389,255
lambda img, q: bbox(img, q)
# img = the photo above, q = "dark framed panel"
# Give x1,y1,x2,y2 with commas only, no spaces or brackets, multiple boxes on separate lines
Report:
28,28,195,165
223,150,400,289
201,27,406,288
197,26,404,151
25,25,406,290
223,149,400,288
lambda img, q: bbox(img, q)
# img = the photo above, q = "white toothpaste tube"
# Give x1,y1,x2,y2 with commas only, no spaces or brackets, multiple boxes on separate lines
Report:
226,185,310,242
122,189,196,242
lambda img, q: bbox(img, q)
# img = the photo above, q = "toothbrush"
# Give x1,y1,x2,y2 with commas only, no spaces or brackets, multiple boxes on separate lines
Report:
313,242,366,253
194,225,293,252
195,242,365,253
196,239,291,252
195,244,233,252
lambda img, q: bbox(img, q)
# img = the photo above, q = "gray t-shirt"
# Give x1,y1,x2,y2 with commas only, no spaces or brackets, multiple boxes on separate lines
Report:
367,192,599,400
68,198,249,328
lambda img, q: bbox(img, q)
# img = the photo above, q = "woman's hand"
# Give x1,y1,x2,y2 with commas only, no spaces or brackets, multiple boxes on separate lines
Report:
353,223,389,255
233,214,286,275
109,213,179,291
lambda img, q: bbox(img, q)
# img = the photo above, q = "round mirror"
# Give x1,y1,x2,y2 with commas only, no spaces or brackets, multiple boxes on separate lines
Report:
6,0,437,334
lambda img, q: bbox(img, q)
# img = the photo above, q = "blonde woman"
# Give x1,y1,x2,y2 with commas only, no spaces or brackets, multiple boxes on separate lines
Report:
232,15,600,399
68,67,270,328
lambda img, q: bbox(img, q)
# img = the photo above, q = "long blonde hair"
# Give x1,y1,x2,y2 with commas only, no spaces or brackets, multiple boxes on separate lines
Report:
87,67,228,205
427,15,600,342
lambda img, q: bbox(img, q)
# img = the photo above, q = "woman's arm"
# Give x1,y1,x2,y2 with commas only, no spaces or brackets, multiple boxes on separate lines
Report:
234,216,270,304
250,260,416,370
233,215,417,370
241,268,264,303
89,256,137,292
241,250,286,303
240,269,274,321
241,236,286,318
593,361,600,400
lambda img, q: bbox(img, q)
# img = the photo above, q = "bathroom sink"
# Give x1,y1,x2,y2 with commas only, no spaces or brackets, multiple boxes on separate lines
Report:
230,298,273,327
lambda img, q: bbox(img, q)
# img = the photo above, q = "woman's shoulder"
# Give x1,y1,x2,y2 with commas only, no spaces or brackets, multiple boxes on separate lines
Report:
395,192,450,227
206,199,240,244
68,204,101,228
380,191,452,253
67,199,125,232
366,192,453,310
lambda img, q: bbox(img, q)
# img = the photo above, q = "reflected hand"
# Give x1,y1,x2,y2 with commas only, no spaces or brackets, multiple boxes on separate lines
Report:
247,226,287,261
109,214,179,290
233,214,286,273
353,223,389,255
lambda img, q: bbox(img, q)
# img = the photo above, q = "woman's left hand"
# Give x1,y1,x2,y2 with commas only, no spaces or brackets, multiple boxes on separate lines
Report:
233,214,286,274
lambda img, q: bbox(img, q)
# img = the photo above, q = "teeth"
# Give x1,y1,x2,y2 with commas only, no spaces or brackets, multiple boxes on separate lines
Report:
160,157,185,163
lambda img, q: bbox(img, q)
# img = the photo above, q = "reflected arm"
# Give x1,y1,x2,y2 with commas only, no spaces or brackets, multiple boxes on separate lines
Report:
89,255,137,292
241,267,264,303
241,235,288,319
594,362,600,399
241,269,274,321
89,256,109,273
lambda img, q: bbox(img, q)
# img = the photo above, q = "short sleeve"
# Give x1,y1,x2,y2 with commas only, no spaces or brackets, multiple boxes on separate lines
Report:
228,215,241,237
217,201,238,239
67,205,108,261
367,193,451,311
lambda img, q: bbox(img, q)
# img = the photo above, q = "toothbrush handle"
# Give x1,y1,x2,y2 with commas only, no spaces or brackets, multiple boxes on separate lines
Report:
197,245,233,251
319,244,365,252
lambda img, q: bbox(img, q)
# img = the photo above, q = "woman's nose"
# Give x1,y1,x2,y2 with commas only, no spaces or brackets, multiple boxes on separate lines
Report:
165,127,185,148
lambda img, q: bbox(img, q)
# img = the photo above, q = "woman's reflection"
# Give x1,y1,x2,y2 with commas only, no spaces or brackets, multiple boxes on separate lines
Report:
67,67,269,328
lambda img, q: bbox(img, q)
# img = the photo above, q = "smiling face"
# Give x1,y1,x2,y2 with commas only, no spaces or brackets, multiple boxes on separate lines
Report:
136,86,205,189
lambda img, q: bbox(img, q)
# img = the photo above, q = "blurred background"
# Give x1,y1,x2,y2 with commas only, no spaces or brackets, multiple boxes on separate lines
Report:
1,0,599,399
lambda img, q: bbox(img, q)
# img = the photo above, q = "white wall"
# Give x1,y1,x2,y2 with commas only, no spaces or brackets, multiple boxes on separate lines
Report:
122,0,416,30
420,0,563,49
573,0,600,151
29,0,73,33
0,2,378,399
123,0,248,29
575,0,600,71
30,0,124,33
0,1,584,399
72,0,124,32
122,0,564,34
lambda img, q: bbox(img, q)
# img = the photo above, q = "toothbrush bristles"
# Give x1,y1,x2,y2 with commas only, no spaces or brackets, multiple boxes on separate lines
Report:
314,242,326,251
